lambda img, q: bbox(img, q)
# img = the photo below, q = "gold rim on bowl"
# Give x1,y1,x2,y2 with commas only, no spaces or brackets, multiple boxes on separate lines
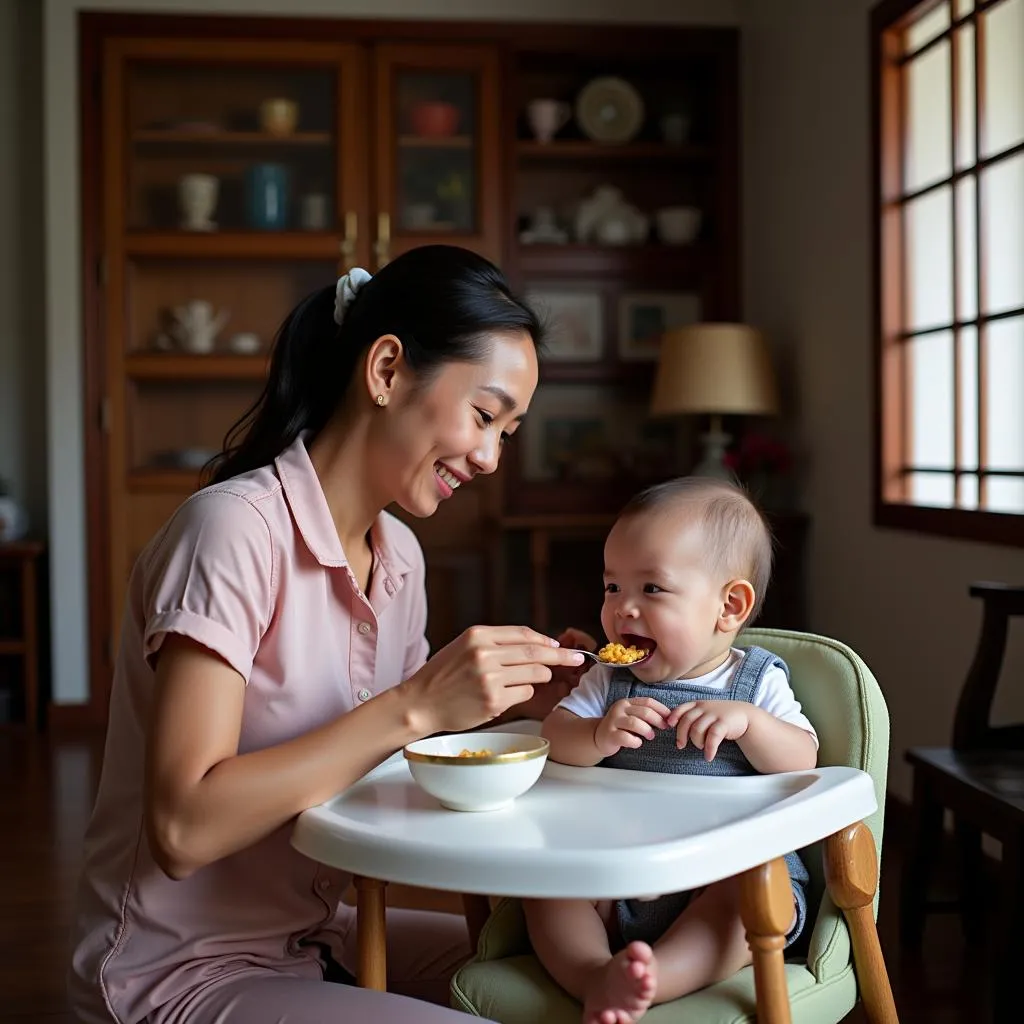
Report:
404,738,550,767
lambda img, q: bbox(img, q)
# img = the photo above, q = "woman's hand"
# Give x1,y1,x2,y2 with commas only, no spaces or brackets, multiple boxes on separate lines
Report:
515,626,597,720
402,625,586,736
594,697,670,757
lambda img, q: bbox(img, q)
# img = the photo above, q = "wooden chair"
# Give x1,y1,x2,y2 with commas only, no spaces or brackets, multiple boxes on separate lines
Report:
900,582,1024,1020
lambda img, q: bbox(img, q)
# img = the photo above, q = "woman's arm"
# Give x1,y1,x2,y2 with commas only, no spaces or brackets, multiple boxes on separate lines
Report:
146,635,422,880
146,625,585,880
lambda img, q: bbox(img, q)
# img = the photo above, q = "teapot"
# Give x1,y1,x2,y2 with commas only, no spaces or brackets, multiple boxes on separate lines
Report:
168,300,229,354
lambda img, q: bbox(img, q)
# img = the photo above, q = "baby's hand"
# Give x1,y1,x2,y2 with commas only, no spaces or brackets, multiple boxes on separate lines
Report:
595,697,670,757
668,700,751,761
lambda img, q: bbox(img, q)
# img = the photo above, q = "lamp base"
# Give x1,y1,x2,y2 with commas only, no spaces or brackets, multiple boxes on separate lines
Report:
691,427,733,480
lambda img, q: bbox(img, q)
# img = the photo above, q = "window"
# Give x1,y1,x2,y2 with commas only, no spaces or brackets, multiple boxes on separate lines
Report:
874,0,1024,544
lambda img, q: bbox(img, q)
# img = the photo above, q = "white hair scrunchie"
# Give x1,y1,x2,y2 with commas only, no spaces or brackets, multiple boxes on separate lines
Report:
333,267,373,326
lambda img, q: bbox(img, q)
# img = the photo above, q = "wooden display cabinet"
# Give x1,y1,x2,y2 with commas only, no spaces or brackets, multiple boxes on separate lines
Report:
81,14,740,719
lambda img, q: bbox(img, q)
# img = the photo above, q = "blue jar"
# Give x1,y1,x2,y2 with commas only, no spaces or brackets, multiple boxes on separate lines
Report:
245,163,290,230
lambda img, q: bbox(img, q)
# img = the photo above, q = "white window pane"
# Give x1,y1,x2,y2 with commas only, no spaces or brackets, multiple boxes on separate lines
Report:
956,25,975,169
985,317,1024,469
954,0,973,17
910,330,955,466
905,42,952,192
986,476,1024,513
960,472,979,508
982,153,1024,314
906,188,954,330
910,472,955,506
982,0,1024,156
959,325,979,469
956,177,978,320
908,1,951,51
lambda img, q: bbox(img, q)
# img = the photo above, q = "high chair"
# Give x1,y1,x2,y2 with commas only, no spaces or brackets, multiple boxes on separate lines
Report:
450,628,898,1023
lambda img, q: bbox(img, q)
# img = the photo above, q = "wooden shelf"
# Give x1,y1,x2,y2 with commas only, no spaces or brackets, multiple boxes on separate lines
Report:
517,242,702,278
128,469,203,494
517,140,712,162
398,135,473,148
125,352,270,380
124,232,341,259
133,129,332,146
0,639,27,656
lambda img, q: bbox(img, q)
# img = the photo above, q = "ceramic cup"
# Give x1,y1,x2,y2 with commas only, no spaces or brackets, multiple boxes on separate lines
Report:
178,173,219,232
660,113,691,146
259,98,299,137
300,193,329,231
527,99,572,143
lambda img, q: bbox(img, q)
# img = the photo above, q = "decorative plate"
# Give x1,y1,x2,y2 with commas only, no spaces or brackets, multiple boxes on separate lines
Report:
575,77,645,144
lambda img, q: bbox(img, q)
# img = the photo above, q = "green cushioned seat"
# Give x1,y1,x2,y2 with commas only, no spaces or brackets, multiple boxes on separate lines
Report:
451,629,890,1023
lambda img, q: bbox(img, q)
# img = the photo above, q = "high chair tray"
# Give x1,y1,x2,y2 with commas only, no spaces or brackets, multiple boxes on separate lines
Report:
292,723,877,900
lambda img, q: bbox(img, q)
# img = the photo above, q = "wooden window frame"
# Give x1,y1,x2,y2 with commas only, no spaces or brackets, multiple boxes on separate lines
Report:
872,0,1024,546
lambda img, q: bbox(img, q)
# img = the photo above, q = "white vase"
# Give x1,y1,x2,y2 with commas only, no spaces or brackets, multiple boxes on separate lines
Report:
178,173,219,232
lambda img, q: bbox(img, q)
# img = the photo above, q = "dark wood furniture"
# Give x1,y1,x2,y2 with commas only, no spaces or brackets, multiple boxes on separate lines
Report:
80,13,740,721
900,582,1024,1020
0,541,46,730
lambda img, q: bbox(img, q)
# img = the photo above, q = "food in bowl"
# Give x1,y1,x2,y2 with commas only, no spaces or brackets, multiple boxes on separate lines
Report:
597,642,650,665
403,732,549,812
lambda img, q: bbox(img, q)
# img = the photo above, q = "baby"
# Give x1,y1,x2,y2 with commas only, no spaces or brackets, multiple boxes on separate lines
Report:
526,477,818,1024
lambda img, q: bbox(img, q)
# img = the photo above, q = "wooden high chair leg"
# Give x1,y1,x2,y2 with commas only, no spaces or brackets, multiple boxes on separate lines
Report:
354,875,388,991
740,856,794,1024
824,822,899,1024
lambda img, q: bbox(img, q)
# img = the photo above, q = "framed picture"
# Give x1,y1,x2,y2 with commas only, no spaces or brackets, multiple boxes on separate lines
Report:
617,291,703,361
521,384,659,482
525,288,604,362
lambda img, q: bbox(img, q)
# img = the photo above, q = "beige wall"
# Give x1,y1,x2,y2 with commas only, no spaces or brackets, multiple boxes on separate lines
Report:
742,0,1024,798
0,0,46,529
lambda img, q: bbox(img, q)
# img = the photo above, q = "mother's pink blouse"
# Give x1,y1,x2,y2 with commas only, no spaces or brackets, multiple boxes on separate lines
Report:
69,436,429,1023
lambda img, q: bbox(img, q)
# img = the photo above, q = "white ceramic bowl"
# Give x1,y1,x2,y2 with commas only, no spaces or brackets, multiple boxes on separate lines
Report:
403,732,549,812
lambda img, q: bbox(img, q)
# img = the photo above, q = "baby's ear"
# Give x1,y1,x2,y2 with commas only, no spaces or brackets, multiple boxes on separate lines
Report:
718,579,755,633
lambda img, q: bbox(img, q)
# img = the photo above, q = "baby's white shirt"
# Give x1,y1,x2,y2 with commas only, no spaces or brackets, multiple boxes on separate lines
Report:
558,647,819,747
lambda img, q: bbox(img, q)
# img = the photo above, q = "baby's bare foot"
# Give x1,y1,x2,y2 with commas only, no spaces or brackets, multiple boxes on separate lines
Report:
582,941,658,1024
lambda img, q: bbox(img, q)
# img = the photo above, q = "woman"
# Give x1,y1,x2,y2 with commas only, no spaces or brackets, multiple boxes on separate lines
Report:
69,246,587,1024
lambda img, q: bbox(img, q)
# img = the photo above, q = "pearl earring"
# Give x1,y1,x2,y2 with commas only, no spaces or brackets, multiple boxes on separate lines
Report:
375,394,385,406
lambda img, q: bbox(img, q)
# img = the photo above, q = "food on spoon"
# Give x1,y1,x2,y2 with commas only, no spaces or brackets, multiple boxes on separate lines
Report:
597,642,649,665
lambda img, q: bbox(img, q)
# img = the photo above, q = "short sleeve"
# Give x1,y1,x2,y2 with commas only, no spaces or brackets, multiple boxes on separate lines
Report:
557,664,613,719
754,666,819,748
141,491,275,680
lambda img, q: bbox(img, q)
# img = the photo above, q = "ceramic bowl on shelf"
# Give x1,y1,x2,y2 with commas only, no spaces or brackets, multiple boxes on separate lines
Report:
656,205,702,244
403,732,549,812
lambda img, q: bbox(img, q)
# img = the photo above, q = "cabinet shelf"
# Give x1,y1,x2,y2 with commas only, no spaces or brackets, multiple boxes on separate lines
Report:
398,135,473,148
517,243,702,278
124,232,341,259
133,129,332,146
125,352,270,380
517,140,712,162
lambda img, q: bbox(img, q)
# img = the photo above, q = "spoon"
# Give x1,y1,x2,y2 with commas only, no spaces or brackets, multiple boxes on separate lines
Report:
566,647,654,667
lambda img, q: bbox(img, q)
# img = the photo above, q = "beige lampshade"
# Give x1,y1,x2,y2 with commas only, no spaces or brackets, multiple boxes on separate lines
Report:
650,323,779,417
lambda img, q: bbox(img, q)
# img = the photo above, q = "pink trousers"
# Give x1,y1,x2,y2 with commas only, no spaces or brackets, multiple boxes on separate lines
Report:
157,906,492,1024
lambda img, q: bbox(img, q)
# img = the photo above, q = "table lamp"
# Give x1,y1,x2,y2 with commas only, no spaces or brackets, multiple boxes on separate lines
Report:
649,322,779,479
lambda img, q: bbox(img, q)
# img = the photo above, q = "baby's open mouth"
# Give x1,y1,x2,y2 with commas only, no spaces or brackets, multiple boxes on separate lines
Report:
621,634,657,657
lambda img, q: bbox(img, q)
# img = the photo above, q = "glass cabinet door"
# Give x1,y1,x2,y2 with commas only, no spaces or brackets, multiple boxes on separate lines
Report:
373,44,502,267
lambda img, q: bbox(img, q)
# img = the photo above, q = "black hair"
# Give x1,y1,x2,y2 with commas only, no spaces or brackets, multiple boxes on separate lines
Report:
208,245,544,484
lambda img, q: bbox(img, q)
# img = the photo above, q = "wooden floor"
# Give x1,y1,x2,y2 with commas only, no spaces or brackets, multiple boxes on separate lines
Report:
1,728,994,1023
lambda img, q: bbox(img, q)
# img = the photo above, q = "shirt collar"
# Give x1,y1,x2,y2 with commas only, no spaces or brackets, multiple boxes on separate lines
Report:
274,433,415,577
